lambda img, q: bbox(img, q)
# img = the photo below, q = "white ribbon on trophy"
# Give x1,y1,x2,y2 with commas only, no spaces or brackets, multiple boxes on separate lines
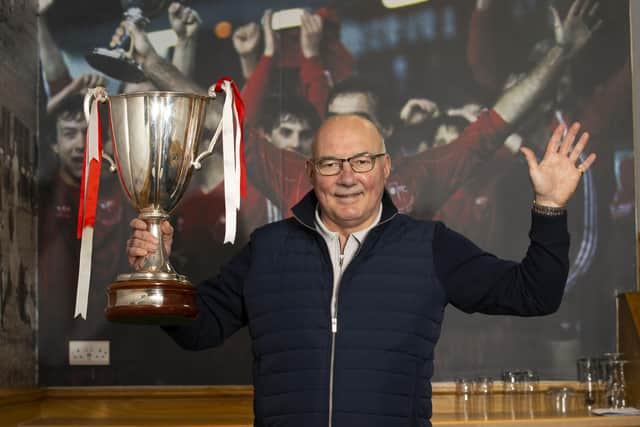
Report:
218,79,243,244
75,87,108,319
198,78,245,244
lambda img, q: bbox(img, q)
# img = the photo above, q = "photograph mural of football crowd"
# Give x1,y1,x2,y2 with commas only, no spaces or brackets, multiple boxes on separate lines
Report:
38,0,634,385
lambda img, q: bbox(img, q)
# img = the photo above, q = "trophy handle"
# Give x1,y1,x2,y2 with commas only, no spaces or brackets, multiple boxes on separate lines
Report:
83,87,117,173
192,87,223,170
192,119,223,170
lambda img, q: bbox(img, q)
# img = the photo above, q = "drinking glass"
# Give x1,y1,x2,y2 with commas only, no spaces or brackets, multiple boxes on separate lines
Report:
502,370,519,419
473,376,494,419
547,387,577,416
606,359,628,408
455,378,473,420
576,357,598,406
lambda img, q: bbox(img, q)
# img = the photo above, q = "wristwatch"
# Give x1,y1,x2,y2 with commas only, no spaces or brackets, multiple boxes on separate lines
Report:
532,200,566,216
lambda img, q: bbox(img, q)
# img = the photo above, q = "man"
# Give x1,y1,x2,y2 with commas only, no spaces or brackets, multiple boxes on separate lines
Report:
127,114,594,426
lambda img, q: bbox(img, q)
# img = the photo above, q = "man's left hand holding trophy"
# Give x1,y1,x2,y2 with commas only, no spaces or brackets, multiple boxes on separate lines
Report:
77,2,245,325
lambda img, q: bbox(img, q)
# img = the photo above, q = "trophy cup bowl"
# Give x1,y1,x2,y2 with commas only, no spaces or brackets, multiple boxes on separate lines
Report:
103,90,213,324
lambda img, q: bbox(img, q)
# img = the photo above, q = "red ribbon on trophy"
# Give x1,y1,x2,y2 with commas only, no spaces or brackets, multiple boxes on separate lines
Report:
211,77,246,244
75,88,106,319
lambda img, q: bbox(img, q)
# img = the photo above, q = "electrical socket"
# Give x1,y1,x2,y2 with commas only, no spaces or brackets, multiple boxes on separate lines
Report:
68,340,110,366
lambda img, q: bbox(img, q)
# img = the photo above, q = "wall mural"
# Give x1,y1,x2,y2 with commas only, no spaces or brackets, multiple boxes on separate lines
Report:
38,0,634,385
0,0,38,387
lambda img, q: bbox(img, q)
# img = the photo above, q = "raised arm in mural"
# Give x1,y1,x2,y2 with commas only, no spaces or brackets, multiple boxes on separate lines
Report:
434,0,608,252
37,0,72,96
468,0,601,96
38,1,108,114
232,22,261,80
118,20,204,94
239,9,275,126
395,0,601,217
493,0,601,123
46,73,106,116
169,2,201,79
241,9,331,124
115,17,222,132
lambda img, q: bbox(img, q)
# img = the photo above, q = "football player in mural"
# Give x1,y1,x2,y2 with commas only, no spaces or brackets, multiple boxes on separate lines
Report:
38,0,133,380
172,93,322,279
38,93,131,375
233,8,354,119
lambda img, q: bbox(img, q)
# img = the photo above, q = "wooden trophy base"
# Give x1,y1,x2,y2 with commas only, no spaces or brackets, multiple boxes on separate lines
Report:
106,279,198,325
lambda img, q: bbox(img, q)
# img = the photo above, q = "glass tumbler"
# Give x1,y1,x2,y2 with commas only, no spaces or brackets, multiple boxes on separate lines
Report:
576,357,598,406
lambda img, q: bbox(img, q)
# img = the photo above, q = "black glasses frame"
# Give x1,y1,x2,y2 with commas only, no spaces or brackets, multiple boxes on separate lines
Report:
313,153,386,176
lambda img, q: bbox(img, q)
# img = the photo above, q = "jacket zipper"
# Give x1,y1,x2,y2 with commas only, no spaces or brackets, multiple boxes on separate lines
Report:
328,251,343,427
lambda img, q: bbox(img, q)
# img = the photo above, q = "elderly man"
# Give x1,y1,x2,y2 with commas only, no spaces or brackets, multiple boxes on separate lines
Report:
127,114,594,427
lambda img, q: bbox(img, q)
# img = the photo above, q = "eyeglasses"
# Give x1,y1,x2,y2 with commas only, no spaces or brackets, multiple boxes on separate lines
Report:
313,153,386,176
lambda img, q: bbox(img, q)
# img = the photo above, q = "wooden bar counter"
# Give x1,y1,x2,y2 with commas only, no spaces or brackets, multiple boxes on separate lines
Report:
3,383,640,426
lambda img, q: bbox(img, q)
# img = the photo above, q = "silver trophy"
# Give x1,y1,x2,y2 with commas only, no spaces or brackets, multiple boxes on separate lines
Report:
83,88,227,324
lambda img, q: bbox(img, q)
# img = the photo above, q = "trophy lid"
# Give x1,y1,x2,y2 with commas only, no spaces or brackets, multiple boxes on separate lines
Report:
85,48,147,82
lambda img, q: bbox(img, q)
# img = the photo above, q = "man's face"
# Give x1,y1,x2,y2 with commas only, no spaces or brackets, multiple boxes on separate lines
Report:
266,116,313,156
306,115,390,233
53,113,87,183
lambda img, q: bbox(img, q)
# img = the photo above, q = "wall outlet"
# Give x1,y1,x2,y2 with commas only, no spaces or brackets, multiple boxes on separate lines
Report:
69,340,110,366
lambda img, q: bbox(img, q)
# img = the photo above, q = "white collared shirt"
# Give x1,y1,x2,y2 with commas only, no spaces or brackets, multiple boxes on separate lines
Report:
314,204,383,325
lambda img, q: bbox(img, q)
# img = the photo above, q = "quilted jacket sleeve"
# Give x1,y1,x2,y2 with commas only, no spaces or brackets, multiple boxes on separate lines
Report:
434,211,570,316
162,242,252,350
